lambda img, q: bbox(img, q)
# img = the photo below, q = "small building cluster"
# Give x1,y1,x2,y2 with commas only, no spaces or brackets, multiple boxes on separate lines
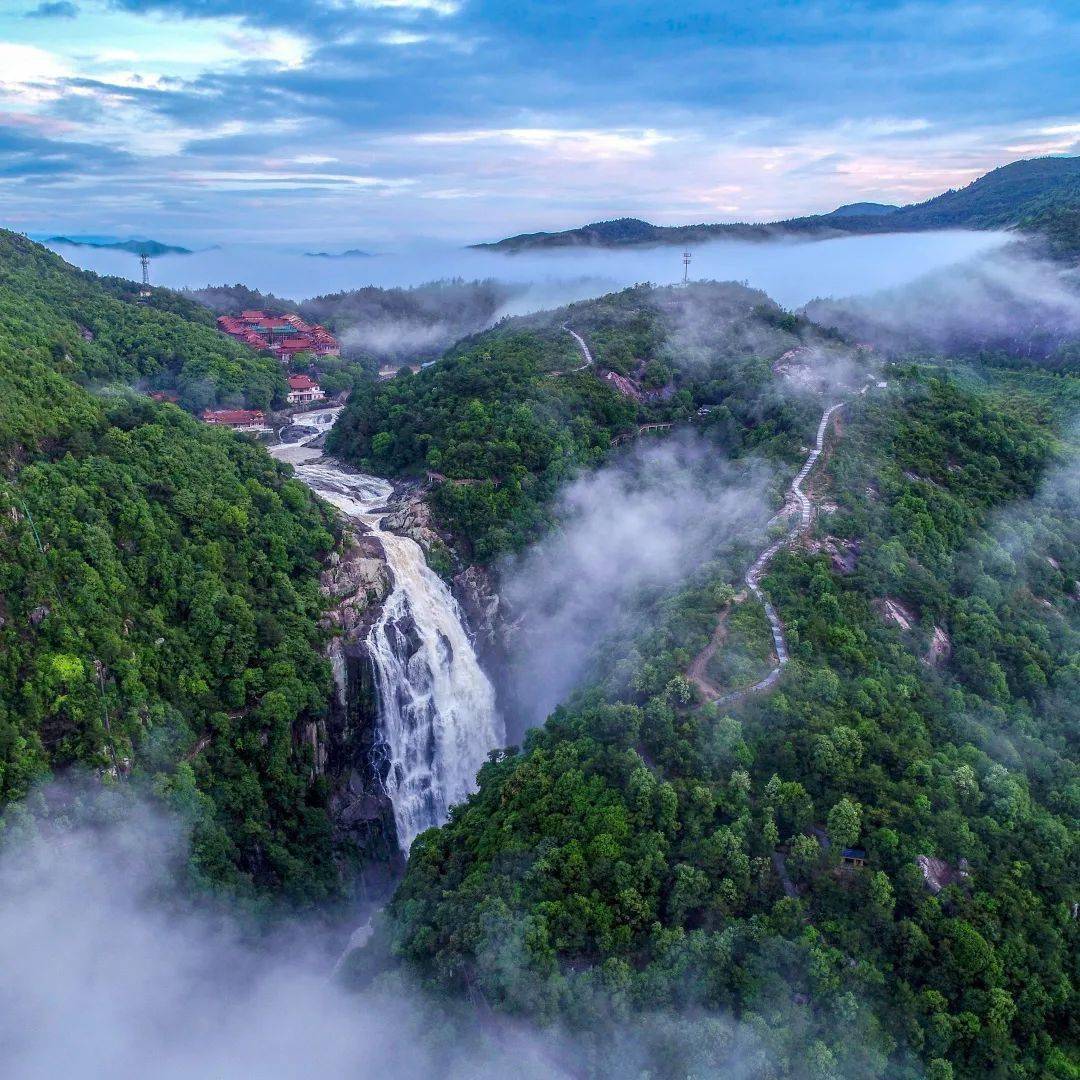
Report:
201,408,270,432
217,310,340,361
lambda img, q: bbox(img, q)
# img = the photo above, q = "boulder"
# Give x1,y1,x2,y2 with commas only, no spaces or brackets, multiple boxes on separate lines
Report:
320,532,392,635
382,494,443,553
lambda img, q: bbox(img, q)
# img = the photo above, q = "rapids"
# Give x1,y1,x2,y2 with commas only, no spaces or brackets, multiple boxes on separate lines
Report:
270,408,503,850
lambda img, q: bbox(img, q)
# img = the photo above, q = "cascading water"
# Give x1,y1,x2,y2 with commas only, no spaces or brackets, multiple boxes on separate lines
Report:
271,409,503,850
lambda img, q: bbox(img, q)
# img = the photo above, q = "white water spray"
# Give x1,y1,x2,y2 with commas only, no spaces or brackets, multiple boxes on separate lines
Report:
271,409,503,850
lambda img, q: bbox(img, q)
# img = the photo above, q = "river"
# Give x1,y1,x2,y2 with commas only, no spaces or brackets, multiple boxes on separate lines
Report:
270,408,503,851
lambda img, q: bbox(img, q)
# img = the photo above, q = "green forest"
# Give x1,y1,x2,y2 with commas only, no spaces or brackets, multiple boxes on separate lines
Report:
335,284,1078,1079
359,368,1078,1079
0,231,287,410
329,281,839,560
0,235,346,905
0,226,1076,1076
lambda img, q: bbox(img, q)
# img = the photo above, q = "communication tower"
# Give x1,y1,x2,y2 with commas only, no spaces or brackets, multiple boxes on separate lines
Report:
137,253,152,300
682,250,692,284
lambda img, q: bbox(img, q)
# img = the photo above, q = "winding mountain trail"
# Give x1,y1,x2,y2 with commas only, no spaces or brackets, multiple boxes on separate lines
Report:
561,323,595,372
693,401,845,706
686,603,732,699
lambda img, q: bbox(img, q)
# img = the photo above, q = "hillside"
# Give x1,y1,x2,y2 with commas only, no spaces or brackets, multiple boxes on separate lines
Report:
823,202,900,218
327,281,846,560
0,231,286,410
343,289,1080,1077
0,246,347,904
183,278,528,374
475,155,1080,254
48,237,193,257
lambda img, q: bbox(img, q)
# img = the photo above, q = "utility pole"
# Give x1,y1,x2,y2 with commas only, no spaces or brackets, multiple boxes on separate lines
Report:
682,250,692,284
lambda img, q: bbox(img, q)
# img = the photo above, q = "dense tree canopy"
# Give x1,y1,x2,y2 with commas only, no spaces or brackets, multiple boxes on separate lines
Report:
0,238,345,905
0,230,287,410
329,282,843,561
366,342,1078,1077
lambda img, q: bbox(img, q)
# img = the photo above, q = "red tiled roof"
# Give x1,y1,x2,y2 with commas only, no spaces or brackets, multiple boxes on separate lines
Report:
287,374,318,390
201,409,265,424
220,311,338,353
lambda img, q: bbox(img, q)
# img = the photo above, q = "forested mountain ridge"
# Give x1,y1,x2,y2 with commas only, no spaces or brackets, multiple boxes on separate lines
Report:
47,236,193,257
332,276,1079,1076
476,155,1080,256
328,281,847,561
0,241,349,905
358,363,1079,1078
0,230,287,411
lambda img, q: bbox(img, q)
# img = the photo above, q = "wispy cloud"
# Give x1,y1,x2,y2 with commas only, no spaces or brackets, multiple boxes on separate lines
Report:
0,0,1076,239
24,0,78,18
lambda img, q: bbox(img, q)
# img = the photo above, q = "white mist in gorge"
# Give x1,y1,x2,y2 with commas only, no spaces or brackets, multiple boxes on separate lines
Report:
0,793,576,1080
501,437,774,732
804,247,1080,355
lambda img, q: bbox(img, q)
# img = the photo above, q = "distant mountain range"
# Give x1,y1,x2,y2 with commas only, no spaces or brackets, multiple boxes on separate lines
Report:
47,236,193,256
474,155,1080,255
303,248,374,259
821,202,900,218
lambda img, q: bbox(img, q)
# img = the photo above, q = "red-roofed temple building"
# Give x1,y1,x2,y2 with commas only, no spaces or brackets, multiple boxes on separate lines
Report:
201,409,270,432
216,310,340,360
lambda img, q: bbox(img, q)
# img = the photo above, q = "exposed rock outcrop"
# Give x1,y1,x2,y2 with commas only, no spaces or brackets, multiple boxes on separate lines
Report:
805,535,859,574
877,597,917,632
308,529,403,890
924,625,952,666
453,563,501,649
916,855,970,894
320,531,392,636
382,493,442,553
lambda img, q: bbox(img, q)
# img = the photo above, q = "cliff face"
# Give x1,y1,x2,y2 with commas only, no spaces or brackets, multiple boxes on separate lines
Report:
313,530,403,891
380,491,445,553
308,491,513,894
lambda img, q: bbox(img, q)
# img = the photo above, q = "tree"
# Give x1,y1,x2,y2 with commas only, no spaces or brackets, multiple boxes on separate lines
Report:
788,834,822,883
826,797,862,852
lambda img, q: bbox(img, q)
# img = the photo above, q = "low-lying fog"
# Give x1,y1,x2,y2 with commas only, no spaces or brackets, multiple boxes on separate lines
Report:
0,787,768,1079
49,230,1009,311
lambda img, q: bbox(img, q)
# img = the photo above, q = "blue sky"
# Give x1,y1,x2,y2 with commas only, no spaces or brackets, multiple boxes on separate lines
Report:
1,0,1078,244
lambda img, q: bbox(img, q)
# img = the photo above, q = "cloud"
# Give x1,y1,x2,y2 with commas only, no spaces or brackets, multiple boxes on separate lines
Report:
24,0,78,17
0,123,132,180
3,0,1078,241
499,435,773,732
0,783,578,1080
0,782,784,1078
413,126,674,160
803,246,1080,359
354,0,461,14
0,42,71,83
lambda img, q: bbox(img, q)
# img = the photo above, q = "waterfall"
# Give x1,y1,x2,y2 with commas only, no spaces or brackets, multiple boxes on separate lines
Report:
367,531,501,849
270,411,503,851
